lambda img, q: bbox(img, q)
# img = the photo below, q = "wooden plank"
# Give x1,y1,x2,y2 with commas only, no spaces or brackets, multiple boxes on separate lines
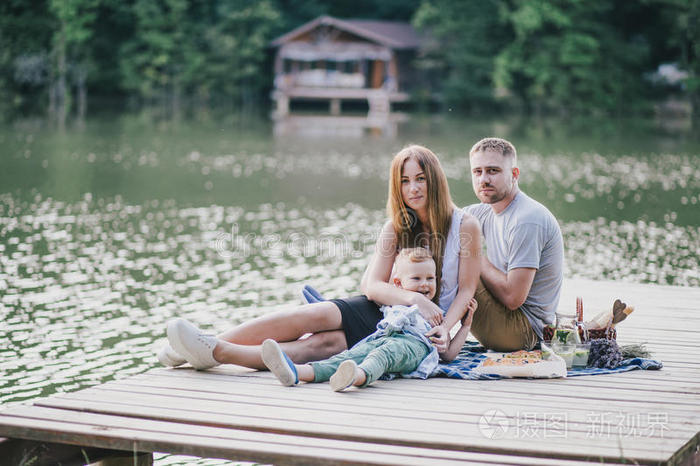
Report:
0,406,624,466
153,365,700,386
0,278,697,465
89,379,700,420
668,432,700,466
0,414,470,466
74,382,700,439
145,365,692,393
97,370,700,405
100,376,700,428
145,366,700,395
134,369,700,407
33,388,687,462
111,377,699,418
103,378,693,437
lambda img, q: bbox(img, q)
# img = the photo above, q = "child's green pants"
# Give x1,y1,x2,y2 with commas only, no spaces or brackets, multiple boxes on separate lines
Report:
310,333,429,386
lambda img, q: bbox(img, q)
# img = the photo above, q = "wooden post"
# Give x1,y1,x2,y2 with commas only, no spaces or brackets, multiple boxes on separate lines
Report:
273,92,289,117
388,55,398,91
371,60,384,89
330,98,341,115
274,52,283,75
368,90,390,116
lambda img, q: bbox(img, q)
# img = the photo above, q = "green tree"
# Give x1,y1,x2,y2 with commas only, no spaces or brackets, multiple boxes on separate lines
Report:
118,0,190,111
414,0,681,116
82,0,135,109
689,0,700,127
1,0,694,120
494,0,653,115
118,0,281,114
0,0,54,118
672,0,700,127
48,0,99,127
413,0,508,112
202,0,282,111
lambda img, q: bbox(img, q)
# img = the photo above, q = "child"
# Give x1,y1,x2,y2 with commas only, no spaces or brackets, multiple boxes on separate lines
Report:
262,247,476,391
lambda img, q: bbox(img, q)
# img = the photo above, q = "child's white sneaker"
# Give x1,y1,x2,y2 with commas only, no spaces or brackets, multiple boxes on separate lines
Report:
261,339,298,386
156,343,187,367
330,360,359,392
166,318,220,370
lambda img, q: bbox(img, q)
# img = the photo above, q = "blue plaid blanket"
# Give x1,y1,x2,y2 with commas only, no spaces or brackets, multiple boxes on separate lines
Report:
437,342,663,380
300,285,663,380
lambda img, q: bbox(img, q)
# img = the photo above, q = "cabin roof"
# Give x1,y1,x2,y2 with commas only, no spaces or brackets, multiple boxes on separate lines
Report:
270,15,422,49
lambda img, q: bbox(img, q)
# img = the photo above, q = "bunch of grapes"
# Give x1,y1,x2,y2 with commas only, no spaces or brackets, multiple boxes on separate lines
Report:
587,338,623,369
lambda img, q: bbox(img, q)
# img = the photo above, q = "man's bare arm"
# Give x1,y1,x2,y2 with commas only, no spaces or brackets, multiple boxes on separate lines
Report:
480,257,535,310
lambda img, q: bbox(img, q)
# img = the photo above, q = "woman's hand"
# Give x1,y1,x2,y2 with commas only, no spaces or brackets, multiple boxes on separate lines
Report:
412,293,443,327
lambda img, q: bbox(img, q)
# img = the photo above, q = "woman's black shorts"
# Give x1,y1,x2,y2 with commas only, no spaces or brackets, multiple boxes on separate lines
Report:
329,295,382,348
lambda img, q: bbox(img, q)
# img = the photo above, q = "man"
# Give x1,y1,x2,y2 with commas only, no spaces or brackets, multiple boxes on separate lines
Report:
465,137,563,352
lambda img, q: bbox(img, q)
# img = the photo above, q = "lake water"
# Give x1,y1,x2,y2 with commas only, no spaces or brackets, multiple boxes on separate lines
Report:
1,112,699,464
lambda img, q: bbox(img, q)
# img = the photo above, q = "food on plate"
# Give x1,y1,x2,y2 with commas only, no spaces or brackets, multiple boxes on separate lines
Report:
483,350,543,366
504,350,542,359
475,344,567,378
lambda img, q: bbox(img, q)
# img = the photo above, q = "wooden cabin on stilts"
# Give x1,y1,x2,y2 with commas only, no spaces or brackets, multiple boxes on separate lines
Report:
269,16,422,118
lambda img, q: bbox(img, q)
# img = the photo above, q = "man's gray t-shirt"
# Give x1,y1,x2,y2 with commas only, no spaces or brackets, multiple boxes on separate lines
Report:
465,192,564,339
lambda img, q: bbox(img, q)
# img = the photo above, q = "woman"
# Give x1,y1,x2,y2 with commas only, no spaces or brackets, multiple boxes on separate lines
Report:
162,145,481,370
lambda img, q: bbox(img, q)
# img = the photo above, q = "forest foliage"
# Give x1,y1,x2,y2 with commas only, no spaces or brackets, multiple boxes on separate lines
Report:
0,0,697,122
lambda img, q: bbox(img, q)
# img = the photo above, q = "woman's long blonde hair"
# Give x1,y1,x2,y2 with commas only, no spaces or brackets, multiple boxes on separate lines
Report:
387,145,455,302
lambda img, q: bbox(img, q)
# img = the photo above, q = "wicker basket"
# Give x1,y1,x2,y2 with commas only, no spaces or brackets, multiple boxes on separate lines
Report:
543,297,617,343
582,326,616,341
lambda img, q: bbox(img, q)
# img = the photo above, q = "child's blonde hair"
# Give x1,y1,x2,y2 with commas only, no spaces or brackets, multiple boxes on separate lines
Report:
394,247,435,273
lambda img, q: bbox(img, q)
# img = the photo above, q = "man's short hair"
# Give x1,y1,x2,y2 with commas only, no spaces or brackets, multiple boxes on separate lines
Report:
469,137,517,166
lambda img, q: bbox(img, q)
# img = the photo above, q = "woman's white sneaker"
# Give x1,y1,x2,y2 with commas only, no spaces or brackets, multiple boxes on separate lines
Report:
157,343,187,367
166,318,220,370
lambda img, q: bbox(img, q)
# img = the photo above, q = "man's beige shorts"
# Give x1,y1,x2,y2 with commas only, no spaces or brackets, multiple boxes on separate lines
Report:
470,280,538,352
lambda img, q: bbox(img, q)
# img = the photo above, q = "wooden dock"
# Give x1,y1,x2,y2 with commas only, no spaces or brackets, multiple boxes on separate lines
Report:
1,278,699,465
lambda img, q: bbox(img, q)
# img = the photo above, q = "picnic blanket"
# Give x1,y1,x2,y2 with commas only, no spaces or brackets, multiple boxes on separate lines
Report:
300,285,663,380
437,341,663,380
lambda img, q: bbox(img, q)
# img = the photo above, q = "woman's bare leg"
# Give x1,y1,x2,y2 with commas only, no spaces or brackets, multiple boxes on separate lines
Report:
207,301,347,368
212,329,347,369
216,301,343,345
